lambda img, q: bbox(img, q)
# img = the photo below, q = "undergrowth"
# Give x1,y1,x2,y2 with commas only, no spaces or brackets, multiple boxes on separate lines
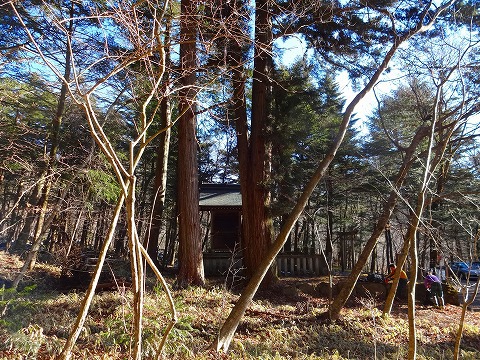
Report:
0,275,479,359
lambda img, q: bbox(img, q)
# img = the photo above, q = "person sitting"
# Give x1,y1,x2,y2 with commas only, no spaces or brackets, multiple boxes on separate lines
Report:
385,263,408,299
424,271,445,309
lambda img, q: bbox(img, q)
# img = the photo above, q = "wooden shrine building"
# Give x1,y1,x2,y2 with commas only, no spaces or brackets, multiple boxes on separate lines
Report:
199,184,243,275
199,183,325,277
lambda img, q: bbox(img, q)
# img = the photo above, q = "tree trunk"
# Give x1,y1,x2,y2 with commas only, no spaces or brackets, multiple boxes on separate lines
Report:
6,181,28,248
11,177,42,251
407,225,419,360
325,0,457,321
428,147,451,269
239,0,276,286
325,178,334,267
177,0,204,287
59,195,125,360
211,0,456,351
126,178,145,360
399,116,440,359
213,4,424,350
329,125,428,320
385,222,394,266
144,29,172,265
454,278,480,360
12,3,74,283
370,244,377,273
145,98,171,265
161,208,177,268
384,70,458,319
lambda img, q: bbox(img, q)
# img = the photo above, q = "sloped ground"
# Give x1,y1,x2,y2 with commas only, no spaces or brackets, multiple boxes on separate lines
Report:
0,251,479,359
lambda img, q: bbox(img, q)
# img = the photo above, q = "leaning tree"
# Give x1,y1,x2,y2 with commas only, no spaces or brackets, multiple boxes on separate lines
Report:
213,0,459,352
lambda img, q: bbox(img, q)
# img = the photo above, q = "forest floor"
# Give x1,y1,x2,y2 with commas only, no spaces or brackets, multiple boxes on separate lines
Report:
0,251,479,359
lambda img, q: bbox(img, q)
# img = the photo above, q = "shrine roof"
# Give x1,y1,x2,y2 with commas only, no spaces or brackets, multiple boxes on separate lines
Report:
199,183,242,210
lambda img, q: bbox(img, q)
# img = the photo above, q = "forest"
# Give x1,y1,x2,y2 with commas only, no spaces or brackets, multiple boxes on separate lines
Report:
0,0,480,359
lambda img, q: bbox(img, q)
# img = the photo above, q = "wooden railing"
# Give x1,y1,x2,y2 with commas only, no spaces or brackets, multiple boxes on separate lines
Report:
203,252,242,276
203,252,325,277
276,254,325,277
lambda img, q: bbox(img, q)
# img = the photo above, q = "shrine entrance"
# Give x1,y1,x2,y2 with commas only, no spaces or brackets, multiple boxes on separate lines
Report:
211,211,240,251
199,184,242,275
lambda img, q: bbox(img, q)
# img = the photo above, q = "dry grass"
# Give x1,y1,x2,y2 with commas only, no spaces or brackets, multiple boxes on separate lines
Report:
0,251,479,359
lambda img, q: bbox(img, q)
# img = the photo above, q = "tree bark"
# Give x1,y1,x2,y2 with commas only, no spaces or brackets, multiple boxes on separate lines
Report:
239,0,276,286
177,0,204,287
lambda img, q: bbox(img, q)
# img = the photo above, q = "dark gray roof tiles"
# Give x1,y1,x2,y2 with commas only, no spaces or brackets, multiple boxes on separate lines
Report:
199,184,242,209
